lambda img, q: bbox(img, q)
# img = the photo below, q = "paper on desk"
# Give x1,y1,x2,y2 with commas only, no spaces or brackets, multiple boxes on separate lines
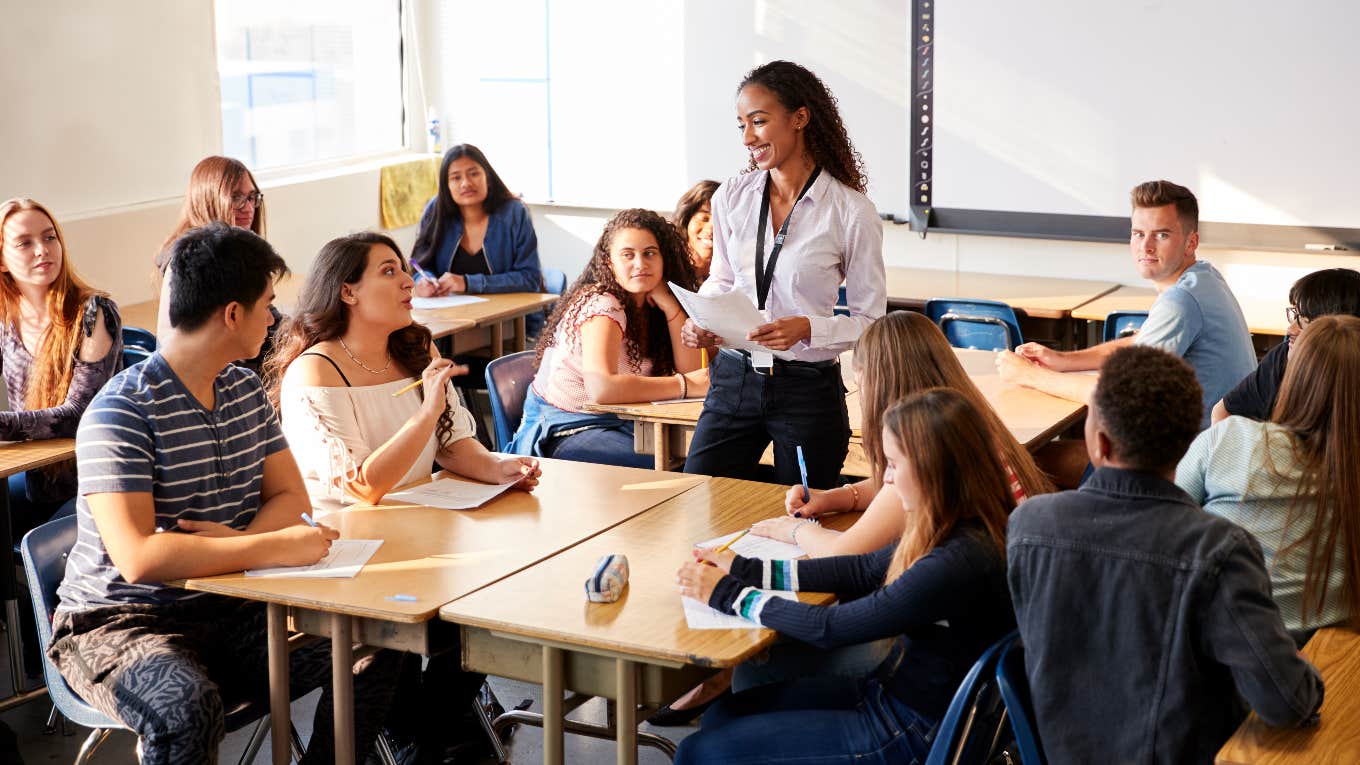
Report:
649,397,706,405
698,531,804,561
668,283,794,361
682,592,799,630
387,476,516,510
411,295,488,310
246,539,383,579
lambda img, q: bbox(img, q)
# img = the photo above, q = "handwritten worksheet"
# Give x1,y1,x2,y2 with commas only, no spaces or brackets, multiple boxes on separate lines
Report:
698,531,804,561
669,283,795,361
411,295,488,310
245,539,383,579
387,476,516,510
682,591,799,630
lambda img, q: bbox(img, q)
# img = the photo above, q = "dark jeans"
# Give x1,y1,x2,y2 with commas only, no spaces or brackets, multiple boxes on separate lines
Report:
674,675,933,765
685,350,850,487
543,424,653,469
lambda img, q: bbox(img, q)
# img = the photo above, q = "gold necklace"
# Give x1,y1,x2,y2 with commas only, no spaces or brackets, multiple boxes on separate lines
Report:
338,337,391,374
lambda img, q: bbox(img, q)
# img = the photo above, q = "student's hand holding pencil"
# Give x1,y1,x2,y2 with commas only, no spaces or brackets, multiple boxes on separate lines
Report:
690,545,736,573
390,358,469,407
495,456,542,491
273,522,339,567
676,555,729,603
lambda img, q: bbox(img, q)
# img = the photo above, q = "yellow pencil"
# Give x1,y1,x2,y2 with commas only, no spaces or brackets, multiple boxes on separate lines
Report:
713,527,750,554
390,379,422,397
701,348,709,369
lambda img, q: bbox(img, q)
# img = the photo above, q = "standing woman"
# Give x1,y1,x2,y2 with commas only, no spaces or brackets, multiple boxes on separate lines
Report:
155,156,278,375
673,180,720,284
0,198,122,533
683,60,886,487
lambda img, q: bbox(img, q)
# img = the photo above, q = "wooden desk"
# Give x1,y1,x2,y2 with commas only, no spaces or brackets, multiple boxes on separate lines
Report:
419,292,558,358
183,461,704,765
1217,627,1360,764
440,476,863,764
0,439,77,710
1071,285,1289,337
587,349,1086,475
885,267,1121,320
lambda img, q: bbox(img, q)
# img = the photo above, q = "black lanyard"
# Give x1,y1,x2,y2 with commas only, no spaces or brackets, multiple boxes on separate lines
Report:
755,167,821,310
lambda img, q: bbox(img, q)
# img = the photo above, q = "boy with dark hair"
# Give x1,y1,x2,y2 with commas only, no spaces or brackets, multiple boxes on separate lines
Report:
50,223,399,763
1007,345,1323,763
997,179,1256,429
1214,267,1360,422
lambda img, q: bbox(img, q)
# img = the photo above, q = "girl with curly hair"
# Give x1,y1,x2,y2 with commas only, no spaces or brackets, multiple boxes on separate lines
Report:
507,208,707,467
681,59,886,487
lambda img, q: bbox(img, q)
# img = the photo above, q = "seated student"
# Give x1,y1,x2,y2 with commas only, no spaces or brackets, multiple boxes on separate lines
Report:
506,208,707,468
1213,267,1360,423
673,388,1017,765
154,155,279,374
267,231,540,507
49,223,400,764
997,180,1255,429
1008,346,1324,764
0,198,122,535
1179,315,1360,637
751,310,1050,557
672,180,719,284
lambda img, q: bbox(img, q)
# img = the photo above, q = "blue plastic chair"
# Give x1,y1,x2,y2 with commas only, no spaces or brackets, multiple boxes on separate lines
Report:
1102,310,1149,343
834,284,850,317
121,326,157,352
924,631,1015,765
484,350,537,451
925,298,1024,352
21,516,308,764
996,634,1046,765
122,345,153,370
542,268,568,296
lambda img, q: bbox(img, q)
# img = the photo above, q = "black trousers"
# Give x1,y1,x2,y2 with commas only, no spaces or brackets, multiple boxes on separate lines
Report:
684,350,850,488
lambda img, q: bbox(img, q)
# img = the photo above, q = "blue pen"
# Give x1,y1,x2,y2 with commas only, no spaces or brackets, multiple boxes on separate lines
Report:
300,512,317,527
796,446,811,503
385,594,418,603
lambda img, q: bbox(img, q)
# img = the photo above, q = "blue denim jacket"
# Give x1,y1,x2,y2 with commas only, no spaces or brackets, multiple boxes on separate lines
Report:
412,198,543,295
1007,467,1323,764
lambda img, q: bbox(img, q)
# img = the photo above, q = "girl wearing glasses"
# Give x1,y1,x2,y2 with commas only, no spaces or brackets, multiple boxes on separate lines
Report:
155,156,277,374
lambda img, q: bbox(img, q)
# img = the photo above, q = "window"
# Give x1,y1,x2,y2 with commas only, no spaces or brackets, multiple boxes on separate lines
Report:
215,0,404,170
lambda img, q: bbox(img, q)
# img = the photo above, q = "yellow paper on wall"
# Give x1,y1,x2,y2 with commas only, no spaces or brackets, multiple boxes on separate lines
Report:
379,157,440,230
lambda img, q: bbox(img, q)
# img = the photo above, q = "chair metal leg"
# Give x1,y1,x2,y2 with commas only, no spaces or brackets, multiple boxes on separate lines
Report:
73,728,112,765
237,716,271,765
473,686,509,764
373,732,399,765
290,724,306,761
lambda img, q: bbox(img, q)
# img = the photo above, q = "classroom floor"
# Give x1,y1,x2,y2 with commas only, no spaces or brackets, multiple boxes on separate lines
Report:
0,644,701,764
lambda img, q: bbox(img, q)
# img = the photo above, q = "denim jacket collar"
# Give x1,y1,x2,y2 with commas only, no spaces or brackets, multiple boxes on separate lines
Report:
1080,466,1198,509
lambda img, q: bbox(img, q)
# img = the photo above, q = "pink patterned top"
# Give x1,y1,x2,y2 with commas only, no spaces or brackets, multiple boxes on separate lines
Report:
530,292,654,413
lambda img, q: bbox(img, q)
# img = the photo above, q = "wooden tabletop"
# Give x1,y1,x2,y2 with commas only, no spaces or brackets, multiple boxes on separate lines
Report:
885,267,1121,319
1070,285,1288,336
586,348,1085,451
418,292,557,328
0,439,77,479
1217,626,1360,764
182,462,706,623
440,476,860,667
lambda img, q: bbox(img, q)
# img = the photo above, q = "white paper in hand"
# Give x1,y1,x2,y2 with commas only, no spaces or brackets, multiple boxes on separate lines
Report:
387,476,516,510
668,283,795,361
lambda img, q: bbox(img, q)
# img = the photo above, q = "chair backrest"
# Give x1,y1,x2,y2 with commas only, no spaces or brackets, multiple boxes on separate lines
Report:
925,298,1024,352
123,345,153,370
996,634,1046,765
834,284,850,317
1102,310,1149,343
925,630,1015,765
20,516,125,730
484,350,537,451
122,326,157,352
542,268,568,296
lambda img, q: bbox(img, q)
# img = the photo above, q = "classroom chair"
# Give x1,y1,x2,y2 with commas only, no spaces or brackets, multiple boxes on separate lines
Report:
834,284,850,317
995,633,1046,765
925,298,1024,352
121,326,157,353
542,268,568,296
484,350,536,451
1102,311,1149,343
122,345,152,370
925,631,1013,765
20,515,314,765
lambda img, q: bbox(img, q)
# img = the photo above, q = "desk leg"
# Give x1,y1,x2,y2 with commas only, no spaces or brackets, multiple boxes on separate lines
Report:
332,614,355,765
616,659,638,765
513,316,527,352
652,424,669,471
543,646,564,765
491,322,505,360
267,604,291,765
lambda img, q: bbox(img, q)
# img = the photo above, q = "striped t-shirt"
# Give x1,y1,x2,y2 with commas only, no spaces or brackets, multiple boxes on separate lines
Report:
56,353,288,613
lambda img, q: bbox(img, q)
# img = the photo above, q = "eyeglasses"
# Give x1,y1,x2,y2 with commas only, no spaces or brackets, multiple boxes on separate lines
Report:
1285,306,1311,327
231,191,264,211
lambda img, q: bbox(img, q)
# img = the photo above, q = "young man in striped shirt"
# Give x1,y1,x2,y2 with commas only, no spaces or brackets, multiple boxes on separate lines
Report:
49,223,399,764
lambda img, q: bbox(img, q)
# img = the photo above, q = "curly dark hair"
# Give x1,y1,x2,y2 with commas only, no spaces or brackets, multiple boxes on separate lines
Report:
535,208,698,375
1091,346,1202,472
738,61,867,193
263,231,461,448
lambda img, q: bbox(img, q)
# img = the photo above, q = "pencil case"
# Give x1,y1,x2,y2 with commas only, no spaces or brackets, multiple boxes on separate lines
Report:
584,554,629,603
